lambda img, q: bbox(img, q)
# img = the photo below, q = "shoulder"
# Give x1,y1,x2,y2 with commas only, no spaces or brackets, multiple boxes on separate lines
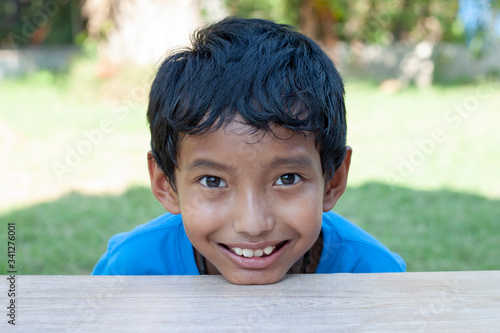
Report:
105,212,184,252
92,213,198,275
317,211,406,273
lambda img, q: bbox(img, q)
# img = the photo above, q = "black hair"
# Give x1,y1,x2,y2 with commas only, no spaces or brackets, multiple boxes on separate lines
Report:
147,17,346,191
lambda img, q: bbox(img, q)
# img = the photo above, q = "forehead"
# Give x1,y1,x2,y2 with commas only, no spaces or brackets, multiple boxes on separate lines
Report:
176,121,321,170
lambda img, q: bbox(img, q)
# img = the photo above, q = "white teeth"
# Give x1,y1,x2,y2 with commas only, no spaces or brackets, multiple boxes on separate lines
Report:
242,249,253,257
230,245,276,258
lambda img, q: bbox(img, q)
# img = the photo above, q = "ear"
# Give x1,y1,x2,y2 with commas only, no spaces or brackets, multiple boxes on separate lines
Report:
323,146,352,212
147,151,181,214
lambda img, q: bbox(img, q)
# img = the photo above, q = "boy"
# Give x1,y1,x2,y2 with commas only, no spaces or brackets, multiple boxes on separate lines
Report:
92,17,405,284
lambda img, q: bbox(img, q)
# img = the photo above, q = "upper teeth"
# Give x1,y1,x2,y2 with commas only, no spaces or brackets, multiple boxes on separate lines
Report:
232,246,275,258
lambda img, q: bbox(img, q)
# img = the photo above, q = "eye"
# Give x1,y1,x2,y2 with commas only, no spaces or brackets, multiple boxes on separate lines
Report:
274,173,301,186
199,176,227,188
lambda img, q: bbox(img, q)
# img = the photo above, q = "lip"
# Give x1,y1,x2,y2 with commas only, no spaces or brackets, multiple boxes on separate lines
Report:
222,241,284,250
218,241,289,269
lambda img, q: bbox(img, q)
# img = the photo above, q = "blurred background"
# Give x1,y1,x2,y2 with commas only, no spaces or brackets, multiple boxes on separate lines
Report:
0,0,499,274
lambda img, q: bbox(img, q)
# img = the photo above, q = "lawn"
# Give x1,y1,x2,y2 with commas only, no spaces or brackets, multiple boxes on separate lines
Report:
1,58,499,274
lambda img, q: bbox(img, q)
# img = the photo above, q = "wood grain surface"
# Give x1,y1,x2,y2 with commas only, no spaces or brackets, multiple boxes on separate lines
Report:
1,271,499,332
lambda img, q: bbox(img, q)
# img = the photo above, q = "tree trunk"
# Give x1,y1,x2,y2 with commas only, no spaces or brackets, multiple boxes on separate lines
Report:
393,0,411,41
299,0,337,48
83,0,202,65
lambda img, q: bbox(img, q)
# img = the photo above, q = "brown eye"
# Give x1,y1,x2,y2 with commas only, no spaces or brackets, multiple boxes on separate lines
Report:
200,176,227,188
275,174,299,186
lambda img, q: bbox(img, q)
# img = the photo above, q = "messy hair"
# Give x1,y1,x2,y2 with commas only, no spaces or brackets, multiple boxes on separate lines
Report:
147,17,346,190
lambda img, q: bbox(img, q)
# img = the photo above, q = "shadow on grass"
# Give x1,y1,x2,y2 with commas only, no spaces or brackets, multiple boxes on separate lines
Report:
1,183,499,275
0,187,165,275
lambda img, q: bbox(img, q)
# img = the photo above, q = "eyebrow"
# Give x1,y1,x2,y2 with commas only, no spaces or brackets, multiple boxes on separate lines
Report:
185,159,233,173
269,156,315,170
185,156,315,173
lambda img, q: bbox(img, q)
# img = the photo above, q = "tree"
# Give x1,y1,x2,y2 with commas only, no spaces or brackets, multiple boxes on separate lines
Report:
226,0,464,45
0,0,84,48
82,0,204,65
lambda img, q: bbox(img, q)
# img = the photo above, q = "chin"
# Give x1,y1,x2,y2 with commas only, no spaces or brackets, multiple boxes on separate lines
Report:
222,269,286,285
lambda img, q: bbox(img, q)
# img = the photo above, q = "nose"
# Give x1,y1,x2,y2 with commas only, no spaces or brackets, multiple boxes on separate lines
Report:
232,189,275,237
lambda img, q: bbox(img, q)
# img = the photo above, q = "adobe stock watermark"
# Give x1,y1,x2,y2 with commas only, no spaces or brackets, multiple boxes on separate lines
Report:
67,275,141,332
407,277,460,332
51,76,151,181
237,296,283,333
5,0,71,48
385,75,499,186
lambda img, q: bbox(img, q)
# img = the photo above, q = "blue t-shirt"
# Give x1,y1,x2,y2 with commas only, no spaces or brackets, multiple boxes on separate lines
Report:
92,211,405,275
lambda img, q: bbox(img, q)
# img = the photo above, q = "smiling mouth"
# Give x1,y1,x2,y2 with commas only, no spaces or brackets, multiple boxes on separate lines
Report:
220,241,287,258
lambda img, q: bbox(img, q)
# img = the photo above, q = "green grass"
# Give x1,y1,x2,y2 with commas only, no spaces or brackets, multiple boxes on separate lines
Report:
335,183,500,272
1,188,165,274
1,183,498,275
345,80,500,198
0,59,499,274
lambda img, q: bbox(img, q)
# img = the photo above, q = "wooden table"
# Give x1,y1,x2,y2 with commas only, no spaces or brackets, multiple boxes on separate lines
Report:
1,271,499,332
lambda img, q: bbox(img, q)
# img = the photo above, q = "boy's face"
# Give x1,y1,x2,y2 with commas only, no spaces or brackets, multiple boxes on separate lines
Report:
149,119,350,285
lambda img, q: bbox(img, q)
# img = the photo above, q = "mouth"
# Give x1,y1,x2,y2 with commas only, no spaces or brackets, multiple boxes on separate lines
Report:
219,241,288,259
220,241,288,258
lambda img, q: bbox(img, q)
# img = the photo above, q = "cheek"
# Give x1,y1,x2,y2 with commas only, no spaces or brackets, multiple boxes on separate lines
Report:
179,192,227,239
293,208,323,238
275,189,323,234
